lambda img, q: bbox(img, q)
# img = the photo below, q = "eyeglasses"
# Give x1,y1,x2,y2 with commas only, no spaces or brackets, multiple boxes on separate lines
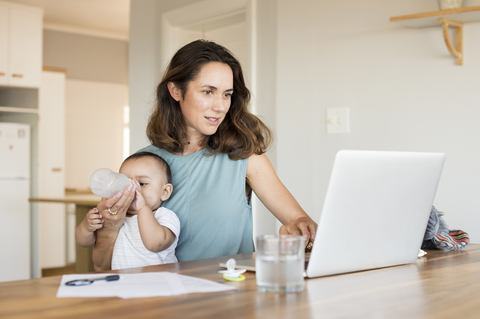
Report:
65,275,120,286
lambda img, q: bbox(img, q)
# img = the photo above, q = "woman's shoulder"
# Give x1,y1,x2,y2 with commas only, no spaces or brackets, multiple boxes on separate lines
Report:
138,144,164,154
137,145,173,159
137,145,251,168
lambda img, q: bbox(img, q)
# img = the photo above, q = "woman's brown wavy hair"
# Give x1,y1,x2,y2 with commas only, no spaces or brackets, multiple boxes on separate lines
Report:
146,40,272,160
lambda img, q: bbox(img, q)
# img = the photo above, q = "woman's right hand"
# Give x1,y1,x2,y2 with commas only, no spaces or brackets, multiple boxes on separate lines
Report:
96,182,136,233
92,183,135,272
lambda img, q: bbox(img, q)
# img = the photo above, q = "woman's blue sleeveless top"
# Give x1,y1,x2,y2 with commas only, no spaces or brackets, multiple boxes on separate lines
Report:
138,145,254,261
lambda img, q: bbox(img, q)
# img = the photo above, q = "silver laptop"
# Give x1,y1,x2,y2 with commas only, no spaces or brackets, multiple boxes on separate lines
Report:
224,150,445,278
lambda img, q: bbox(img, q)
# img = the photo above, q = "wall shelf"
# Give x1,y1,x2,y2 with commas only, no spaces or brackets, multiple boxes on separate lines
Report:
390,6,480,65
390,6,480,27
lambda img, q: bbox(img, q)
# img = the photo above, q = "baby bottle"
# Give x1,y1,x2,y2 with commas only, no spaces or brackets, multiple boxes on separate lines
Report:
89,168,131,198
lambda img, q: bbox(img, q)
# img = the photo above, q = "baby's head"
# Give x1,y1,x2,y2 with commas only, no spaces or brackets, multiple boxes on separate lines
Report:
119,152,173,212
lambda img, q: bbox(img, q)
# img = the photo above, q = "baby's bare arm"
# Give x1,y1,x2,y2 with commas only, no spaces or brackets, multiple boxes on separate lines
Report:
75,208,103,247
137,205,176,252
129,180,176,252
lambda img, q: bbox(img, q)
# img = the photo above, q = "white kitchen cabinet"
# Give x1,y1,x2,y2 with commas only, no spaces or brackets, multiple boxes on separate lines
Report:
38,70,67,269
0,5,8,86
0,1,43,88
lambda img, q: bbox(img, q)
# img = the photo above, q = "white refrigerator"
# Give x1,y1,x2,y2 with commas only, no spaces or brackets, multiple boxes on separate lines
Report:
0,122,31,282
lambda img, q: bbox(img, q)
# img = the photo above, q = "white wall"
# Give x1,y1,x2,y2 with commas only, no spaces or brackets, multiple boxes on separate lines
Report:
275,0,480,242
129,0,203,152
44,30,129,190
65,79,128,188
251,0,280,235
44,30,128,84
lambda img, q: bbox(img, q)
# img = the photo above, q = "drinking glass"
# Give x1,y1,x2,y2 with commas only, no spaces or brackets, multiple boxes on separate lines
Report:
255,235,304,292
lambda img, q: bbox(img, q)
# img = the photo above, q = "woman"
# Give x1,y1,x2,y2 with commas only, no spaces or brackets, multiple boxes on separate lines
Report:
93,40,317,271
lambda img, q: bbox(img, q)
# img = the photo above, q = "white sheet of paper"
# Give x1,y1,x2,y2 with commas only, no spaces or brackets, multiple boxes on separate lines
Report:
56,272,236,299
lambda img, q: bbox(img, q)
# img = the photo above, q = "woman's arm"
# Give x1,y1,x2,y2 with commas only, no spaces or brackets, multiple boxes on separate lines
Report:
246,153,317,242
92,185,136,272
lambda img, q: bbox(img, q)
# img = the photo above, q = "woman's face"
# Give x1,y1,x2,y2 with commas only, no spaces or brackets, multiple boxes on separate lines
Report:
171,62,234,141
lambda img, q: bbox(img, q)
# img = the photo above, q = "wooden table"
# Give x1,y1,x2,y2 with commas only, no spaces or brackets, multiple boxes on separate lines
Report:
1,245,480,318
29,195,101,273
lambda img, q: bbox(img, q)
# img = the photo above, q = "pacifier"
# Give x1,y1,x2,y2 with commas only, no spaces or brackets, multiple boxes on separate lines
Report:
219,258,246,281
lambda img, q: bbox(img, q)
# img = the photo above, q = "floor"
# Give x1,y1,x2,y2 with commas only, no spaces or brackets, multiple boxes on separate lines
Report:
42,264,76,277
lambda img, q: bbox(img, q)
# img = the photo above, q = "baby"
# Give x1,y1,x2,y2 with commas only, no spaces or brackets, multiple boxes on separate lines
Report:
75,152,180,270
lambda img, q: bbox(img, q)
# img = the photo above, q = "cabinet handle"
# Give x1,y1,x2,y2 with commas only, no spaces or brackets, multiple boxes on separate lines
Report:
12,74,24,78
0,72,5,76
52,167,62,172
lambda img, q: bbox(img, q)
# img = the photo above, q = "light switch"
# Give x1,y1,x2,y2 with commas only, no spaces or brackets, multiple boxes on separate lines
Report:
326,107,349,134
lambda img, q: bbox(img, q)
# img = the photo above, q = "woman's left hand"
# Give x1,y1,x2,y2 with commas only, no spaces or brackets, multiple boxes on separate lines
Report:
279,216,317,245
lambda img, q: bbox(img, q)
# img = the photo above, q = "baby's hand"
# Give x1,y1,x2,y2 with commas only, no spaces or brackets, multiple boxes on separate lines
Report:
130,179,148,212
84,208,104,232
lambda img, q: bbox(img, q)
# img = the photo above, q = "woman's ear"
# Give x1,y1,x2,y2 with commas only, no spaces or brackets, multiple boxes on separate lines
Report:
161,183,173,201
167,82,181,102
